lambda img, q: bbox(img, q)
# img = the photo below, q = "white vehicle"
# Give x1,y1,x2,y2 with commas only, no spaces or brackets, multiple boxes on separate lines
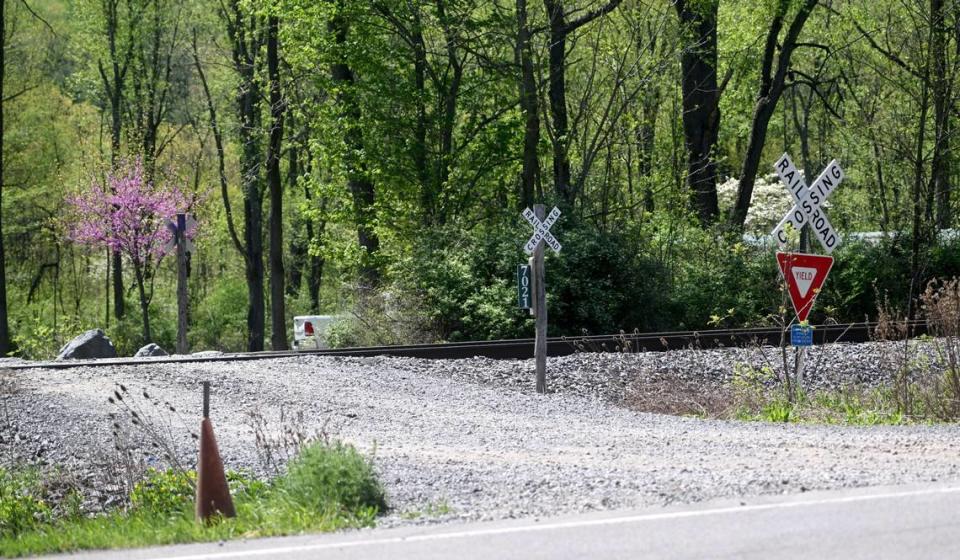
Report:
292,315,336,350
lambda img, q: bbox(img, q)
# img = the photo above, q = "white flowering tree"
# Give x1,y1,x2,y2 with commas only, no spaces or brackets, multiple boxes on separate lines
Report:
717,172,830,236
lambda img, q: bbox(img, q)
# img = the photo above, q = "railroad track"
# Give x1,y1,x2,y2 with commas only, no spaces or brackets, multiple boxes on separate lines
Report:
5,320,928,370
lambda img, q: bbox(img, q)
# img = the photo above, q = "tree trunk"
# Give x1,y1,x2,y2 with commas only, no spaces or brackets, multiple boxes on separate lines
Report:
110,53,125,324
730,0,819,229
98,0,129,322
224,0,266,351
931,0,951,229
410,8,431,224
266,14,287,350
307,187,326,314
545,0,573,206
517,0,539,208
240,74,264,351
244,193,265,352
790,85,815,252
286,137,304,297
134,266,151,344
910,80,931,318
675,0,721,224
541,0,622,209
330,7,380,289
637,97,658,213
436,0,462,225
0,0,8,355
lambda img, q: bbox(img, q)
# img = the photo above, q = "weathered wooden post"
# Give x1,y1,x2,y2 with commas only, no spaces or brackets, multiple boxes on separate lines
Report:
166,213,196,355
521,204,562,394
176,214,189,355
771,154,844,396
533,205,547,393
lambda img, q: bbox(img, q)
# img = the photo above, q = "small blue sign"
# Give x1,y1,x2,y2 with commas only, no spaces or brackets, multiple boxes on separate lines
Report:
790,324,814,346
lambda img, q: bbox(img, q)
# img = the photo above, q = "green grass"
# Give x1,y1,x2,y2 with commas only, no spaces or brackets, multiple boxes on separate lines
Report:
734,387,913,426
0,441,385,557
399,499,453,520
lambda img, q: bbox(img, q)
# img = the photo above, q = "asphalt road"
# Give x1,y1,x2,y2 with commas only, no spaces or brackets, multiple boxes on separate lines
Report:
43,483,960,560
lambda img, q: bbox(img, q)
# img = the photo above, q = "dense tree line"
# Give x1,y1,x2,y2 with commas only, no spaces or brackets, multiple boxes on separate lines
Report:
1,0,959,356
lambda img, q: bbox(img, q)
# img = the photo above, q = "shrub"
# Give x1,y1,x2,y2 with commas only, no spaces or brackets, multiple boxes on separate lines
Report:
324,289,440,348
0,469,52,537
390,222,531,342
920,277,960,420
192,276,249,352
280,441,386,515
130,469,195,515
548,222,672,334
391,219,674,341
666,232,780,329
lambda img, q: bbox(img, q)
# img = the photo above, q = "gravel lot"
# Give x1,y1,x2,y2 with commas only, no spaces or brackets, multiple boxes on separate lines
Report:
2,342,959,528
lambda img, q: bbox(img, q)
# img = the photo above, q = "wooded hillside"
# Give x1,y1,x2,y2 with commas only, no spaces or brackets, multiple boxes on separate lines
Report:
2,0,959,357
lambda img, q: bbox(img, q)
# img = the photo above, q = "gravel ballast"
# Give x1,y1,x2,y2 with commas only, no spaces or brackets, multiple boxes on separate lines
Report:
2,342,959,527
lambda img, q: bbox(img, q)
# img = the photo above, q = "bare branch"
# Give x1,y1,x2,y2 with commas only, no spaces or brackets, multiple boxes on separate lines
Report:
191,29,247,260
565,0,624,33
18,0,56,36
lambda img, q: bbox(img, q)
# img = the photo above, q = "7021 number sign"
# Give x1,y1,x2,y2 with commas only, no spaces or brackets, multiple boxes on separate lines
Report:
517,264,532,309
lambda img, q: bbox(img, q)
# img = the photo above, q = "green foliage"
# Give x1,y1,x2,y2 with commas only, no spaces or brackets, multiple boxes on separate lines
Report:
129,469,196,515
731,361,917,426
759,397,794,423
548,221,671,334
0,441,383,557
191,277,250,352
280,441,386,516
664,230,781,329
4,0,960,359
399,499,452,520
0,469,52,538
10,318,56,361
819,238,915,321
390,223,532,342
818,236,960,323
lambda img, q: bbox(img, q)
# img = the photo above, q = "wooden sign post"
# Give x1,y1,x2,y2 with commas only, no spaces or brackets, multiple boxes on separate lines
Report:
166,214,196,355
771,154,844,389
522,204,561,394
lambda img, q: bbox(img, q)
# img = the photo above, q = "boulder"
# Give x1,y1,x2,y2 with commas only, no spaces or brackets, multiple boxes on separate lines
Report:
134,343,168,358
56,329,118,360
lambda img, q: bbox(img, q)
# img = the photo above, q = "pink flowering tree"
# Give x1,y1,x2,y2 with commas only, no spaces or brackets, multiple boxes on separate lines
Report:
68,159,192,344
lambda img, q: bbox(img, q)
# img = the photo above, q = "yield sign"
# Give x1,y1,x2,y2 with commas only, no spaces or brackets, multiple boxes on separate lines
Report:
776,252,833,322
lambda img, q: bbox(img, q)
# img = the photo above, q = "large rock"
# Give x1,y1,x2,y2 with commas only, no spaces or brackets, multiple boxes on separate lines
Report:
56,329,118,360
134,343,168,358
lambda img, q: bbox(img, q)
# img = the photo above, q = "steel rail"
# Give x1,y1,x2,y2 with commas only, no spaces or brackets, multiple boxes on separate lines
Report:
4,320,928,370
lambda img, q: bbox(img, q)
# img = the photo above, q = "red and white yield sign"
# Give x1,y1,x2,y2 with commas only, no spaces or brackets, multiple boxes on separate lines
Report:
522,206,562,254
776,252,833,322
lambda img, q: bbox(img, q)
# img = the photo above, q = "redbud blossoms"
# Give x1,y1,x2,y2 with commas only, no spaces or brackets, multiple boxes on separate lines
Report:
68,159,190,265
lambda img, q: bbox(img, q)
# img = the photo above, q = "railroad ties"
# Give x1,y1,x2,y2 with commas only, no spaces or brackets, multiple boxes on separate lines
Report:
6,321,927,370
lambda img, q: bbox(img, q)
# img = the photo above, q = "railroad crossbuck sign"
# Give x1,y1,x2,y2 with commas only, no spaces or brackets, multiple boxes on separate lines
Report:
523,206,562,254
771,154,844,253
164,213,197,253
776,252,834,322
